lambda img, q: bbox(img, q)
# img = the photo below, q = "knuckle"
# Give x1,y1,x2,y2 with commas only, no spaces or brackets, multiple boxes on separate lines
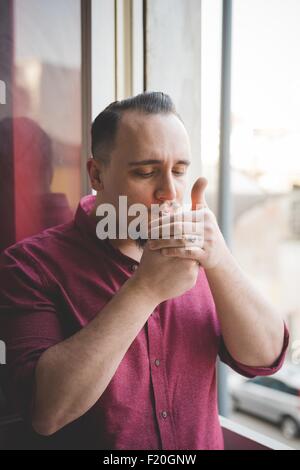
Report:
204,222,213,232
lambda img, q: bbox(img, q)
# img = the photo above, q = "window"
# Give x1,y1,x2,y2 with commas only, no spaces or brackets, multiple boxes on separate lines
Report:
0,0,83,250
227,0,300,446
231,0,300,359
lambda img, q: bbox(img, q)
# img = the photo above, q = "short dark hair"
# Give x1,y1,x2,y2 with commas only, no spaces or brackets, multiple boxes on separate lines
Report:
91,91,181,165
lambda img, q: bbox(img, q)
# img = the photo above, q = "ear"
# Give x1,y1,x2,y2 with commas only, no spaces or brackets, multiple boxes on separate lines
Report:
87,158,104,191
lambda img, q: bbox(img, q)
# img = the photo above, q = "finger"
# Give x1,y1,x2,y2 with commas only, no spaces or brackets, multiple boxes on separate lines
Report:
191,177,208,210
149,235,204,250
149,209,208,233
149,221,194,239
161,246,205,260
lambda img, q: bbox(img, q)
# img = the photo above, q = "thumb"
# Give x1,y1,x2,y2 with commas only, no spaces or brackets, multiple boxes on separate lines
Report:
191,177,208,210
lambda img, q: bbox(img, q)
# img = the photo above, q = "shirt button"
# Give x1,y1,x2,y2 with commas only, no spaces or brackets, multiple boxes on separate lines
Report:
161,411,168,419
154,359,160,367
130,264,138,272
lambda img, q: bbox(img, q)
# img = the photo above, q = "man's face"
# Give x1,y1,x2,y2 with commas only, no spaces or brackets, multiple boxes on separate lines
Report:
96,111,191,212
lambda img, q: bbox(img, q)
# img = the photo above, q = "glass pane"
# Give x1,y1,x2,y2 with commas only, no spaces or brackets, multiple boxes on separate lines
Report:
229,0,300,447
201,0,222,212
0,0,82,250
92,0,115,118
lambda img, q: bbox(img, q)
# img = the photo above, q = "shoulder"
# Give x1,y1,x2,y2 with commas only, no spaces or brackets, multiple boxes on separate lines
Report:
0,221,80,285
2,221,76,259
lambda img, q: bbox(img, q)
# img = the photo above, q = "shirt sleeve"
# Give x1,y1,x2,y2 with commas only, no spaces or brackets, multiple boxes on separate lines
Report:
0,244,64,419
218,322,289,378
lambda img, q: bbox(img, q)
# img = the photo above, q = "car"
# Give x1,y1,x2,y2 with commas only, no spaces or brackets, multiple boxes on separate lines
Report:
230,365,300,439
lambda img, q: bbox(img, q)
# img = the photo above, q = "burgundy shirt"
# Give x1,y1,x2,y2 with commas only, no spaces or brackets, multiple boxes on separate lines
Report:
0,196,289,450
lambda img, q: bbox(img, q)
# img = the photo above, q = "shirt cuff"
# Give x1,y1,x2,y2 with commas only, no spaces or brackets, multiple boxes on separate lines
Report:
219,321,290,378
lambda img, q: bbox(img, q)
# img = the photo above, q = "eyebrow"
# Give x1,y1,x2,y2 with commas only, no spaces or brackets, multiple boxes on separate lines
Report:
128,159,191,167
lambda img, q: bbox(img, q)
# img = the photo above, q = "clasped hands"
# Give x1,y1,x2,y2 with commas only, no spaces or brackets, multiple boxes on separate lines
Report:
147,178,229,270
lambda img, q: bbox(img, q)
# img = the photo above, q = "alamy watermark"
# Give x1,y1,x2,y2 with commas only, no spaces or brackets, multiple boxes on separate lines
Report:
0,340,6,365
95,196,205,244
0,79,6,105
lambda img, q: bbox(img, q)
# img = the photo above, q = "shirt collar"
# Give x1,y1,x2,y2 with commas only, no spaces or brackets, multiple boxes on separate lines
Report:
74,195,98,239
74,195,139,266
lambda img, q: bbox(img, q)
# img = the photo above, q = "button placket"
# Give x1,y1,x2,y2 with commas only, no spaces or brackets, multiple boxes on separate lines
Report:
130,264,138,272
147,315,177,449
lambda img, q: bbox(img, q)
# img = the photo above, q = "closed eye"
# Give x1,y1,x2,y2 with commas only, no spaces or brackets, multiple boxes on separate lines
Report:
134,170,186,178
134,171,155,178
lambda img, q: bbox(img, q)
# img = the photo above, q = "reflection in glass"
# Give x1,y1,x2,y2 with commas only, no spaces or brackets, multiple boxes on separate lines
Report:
0,0,82,250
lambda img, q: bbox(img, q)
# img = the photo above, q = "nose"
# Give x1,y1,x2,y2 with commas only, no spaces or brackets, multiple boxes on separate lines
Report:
154,171,177,203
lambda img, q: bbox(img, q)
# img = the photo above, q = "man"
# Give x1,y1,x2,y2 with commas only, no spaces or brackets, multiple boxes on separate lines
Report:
0,92,288,450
